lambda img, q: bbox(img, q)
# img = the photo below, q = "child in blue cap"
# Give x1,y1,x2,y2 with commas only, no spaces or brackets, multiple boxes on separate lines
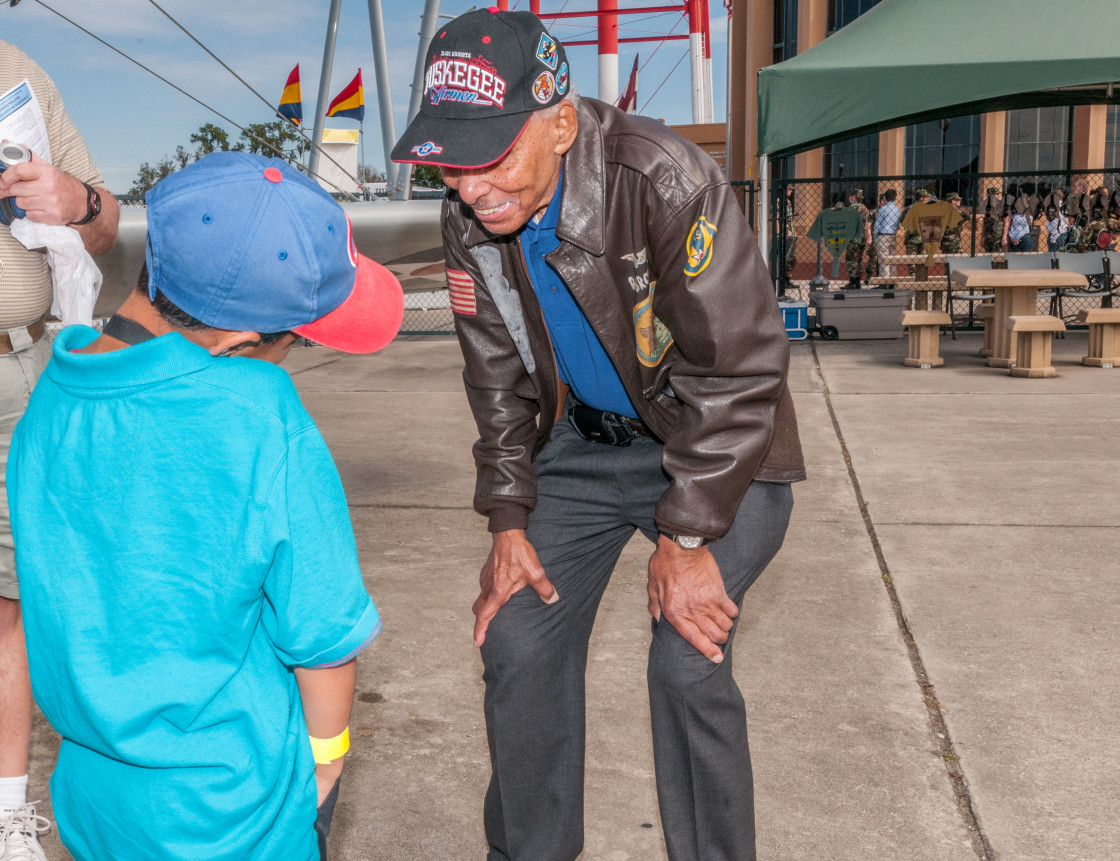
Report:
6,151,404,861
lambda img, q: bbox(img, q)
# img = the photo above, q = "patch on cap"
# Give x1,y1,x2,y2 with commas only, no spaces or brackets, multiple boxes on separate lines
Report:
411,141,444,158
536,33,559,70
532,72,555,104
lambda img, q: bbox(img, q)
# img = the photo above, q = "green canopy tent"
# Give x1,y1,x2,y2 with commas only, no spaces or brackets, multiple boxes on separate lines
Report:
753,0,1120,264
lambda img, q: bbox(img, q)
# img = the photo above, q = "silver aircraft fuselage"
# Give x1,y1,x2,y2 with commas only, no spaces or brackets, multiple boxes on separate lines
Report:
93,198,445,316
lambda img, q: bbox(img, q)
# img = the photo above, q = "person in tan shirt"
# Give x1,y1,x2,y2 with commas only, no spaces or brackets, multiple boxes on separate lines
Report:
0,39,119,861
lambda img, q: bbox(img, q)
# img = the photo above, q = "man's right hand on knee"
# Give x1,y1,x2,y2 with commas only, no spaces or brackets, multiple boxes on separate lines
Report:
473,530,558,648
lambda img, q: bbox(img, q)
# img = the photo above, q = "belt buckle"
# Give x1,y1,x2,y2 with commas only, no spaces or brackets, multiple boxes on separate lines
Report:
568,404,635,447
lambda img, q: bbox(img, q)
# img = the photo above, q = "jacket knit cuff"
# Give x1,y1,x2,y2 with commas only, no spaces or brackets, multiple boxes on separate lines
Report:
487,503,530,534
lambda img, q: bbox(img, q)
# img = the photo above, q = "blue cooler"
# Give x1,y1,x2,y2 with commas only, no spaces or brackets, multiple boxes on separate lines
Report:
778,299,808,340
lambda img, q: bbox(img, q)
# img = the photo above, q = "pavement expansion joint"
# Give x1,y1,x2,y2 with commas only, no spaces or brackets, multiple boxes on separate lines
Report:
810,341,996,861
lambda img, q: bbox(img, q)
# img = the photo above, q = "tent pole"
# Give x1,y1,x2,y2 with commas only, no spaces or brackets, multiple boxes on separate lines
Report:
759,153,770,281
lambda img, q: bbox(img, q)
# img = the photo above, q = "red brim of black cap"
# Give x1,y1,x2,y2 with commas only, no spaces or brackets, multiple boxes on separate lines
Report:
391,110,532,170
293,255,405,354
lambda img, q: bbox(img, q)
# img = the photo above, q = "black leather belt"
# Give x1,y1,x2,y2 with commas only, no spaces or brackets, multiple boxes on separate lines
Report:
568,402,651,446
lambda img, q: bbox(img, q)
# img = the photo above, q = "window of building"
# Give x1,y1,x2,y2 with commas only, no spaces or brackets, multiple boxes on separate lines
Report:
906,115,980,177
826,135,879,180
772,0,798,64
1105,105,1120,169
824,134,878,208
827,0,884,33
1005,107,1074,173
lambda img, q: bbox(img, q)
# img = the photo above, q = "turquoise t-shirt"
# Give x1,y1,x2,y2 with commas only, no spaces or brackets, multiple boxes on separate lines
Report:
8,326,380,861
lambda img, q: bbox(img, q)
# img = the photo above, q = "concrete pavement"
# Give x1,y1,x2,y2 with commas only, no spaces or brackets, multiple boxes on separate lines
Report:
28,329,1120,859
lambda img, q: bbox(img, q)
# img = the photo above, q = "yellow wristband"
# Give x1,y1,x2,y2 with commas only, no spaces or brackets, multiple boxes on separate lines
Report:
309,726,350,765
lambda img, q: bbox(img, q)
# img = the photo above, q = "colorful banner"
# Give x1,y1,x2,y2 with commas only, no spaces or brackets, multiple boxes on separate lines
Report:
327,70,364,122
277,64,302,126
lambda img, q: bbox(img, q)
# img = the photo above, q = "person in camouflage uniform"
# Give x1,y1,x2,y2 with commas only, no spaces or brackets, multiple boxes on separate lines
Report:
843,188,871,286
865,195,883,280
1080,189,1120,254
1064,179,1091,250
940,191,966,254
903,188,932,254
781,183,797,285
977,186,1007,253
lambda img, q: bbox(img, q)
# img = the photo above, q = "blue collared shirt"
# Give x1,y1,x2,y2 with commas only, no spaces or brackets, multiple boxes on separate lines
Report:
874,202,902,235
520,180,638,418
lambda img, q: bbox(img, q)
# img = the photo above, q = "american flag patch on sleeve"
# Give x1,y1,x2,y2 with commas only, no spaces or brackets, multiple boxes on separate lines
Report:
446,269,477,316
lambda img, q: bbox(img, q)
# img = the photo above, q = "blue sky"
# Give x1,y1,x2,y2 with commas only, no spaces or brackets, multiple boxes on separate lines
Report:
2,0,728,194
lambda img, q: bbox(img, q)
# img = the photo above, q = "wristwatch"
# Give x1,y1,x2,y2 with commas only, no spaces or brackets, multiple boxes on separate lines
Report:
68,182,101,226
664,533,708,550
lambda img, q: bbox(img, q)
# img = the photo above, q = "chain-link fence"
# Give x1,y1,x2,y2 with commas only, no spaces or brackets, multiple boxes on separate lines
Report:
729,181,757,231
769,170,1120,328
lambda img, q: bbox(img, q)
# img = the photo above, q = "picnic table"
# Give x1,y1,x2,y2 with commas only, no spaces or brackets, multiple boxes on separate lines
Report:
878,254,1008,310
950,268,1089,369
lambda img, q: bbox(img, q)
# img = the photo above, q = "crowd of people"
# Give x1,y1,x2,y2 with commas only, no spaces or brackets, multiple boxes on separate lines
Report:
975,180,1120,254
783,178,1120,287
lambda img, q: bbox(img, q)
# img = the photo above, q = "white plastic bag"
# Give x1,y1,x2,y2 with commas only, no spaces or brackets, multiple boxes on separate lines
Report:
9,219,102,326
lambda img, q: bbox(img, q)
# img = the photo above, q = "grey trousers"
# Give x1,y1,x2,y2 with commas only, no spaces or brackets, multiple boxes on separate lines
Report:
481,418,794,861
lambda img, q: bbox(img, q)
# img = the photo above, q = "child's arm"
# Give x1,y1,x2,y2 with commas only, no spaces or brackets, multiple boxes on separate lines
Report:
295,658,358,804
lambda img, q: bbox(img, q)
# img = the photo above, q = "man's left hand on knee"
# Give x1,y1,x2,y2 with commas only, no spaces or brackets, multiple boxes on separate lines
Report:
647,537,737,663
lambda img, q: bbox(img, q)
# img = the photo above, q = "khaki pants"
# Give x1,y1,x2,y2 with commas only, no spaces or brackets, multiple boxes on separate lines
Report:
874,234,898,277
0,334,51,598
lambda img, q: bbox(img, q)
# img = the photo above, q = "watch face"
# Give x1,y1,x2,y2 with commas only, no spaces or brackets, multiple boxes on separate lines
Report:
89,186,102,217
673,534,705,550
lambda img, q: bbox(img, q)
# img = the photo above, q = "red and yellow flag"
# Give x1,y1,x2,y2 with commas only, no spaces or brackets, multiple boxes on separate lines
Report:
326,70,364,122
277,64,302,126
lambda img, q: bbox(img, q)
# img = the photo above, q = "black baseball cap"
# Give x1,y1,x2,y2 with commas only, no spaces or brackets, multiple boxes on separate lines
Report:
391,8,570,169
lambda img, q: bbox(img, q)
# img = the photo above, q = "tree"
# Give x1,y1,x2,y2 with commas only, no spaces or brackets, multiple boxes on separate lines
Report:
128,144,194,196
129,156,175,196
239,120,307,161
412,164,445,189
131,120,310,197
190,123,232,159
357,164,385,184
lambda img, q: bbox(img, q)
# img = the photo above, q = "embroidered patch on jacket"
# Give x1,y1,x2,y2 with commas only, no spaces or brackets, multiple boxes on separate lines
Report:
633,280,674,367
536,34,559,70
621,247,648,268
684,216,718,277
446,269,477,315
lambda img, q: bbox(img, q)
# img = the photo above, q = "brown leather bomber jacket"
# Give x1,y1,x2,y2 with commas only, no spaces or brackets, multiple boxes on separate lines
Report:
441,98,806,540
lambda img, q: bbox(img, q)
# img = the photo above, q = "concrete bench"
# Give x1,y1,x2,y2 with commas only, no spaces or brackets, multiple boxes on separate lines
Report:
976,304,995,358
1005,315,1066,378
901,309,951,368
1077,308,1120,368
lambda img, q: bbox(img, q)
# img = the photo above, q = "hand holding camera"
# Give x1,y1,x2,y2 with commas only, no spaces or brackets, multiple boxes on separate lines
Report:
0,141,31,225
0,141,102,228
